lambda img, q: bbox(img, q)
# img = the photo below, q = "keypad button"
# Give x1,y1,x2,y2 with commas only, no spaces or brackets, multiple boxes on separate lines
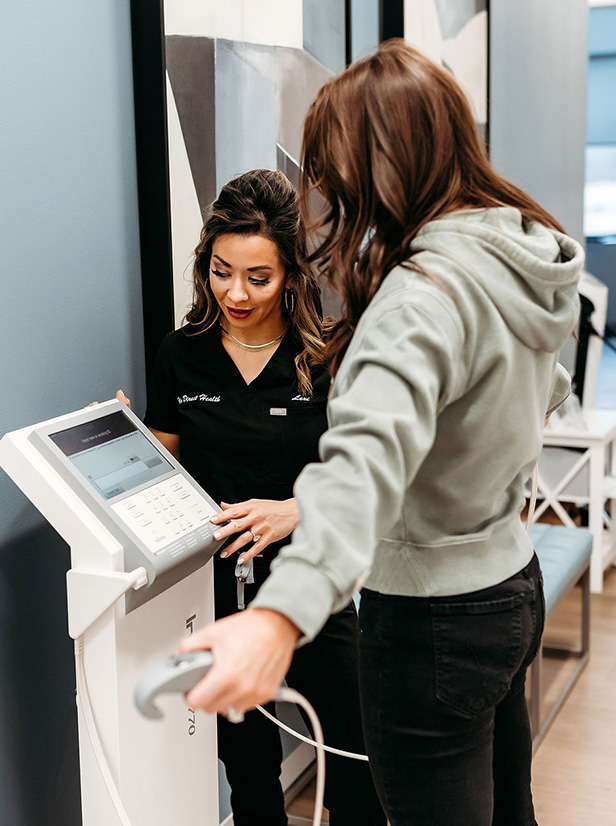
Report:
111,473,218,551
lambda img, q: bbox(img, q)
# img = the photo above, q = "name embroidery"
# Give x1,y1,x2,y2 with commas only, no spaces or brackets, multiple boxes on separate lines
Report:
291,395,312,402
270,408,287,416
177,394,221,404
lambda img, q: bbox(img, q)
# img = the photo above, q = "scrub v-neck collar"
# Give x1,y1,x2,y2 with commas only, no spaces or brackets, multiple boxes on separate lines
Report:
214,326,296,389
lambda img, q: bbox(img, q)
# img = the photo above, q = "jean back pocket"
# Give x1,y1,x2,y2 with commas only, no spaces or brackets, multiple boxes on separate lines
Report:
431,590,535,718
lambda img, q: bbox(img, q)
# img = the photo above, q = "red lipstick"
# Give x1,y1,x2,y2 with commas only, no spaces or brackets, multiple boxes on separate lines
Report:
227,307,253,320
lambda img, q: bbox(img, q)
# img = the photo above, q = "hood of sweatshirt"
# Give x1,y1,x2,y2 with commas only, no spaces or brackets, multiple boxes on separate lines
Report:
410,207,583,353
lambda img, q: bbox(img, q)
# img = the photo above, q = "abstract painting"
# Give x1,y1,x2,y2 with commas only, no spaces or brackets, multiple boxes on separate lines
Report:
404,0,488,138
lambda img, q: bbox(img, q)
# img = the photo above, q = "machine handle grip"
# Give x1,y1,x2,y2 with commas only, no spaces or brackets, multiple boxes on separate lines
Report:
134,651,213,719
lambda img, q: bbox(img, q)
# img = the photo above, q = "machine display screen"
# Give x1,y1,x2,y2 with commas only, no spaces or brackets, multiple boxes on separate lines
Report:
49,411,172,500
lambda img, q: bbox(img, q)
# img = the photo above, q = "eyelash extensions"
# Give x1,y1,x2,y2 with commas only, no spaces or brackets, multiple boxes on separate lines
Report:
210,269,270,287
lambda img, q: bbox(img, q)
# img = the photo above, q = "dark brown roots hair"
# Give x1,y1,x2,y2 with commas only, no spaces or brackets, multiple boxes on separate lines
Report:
300,39,565,375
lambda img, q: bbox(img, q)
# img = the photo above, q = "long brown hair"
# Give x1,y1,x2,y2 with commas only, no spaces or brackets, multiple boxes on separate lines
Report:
186,169,326,396
300,39,565,375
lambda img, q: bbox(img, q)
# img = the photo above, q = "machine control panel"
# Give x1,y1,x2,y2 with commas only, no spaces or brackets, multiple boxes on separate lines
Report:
111,475,215,553
26,400,224,611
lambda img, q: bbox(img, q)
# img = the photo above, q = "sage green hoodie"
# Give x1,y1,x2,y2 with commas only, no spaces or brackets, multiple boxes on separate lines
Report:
252,207,583,642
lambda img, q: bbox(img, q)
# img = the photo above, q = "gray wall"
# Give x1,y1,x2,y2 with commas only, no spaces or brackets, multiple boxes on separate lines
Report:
586,6,616,326
0,1,145,822
587,5,616,145
350,0,380,61
489,0,588,244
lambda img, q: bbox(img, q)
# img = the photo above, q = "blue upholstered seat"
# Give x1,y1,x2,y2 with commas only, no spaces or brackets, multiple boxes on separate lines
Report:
529,523,593,615
527,522,591,750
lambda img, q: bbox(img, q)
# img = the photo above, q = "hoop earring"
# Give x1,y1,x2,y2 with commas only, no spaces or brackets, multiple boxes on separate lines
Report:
284,288,295,316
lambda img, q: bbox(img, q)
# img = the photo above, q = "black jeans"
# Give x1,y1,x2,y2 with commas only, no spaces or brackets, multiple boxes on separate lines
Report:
358,554,545,826
215,555,386,826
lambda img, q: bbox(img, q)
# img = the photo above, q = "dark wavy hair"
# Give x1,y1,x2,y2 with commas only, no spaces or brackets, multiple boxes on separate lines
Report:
300,39,565,375
186,169,326,395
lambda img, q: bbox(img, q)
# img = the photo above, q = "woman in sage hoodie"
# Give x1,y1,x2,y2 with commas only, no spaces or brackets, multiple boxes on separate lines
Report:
180,40,583,826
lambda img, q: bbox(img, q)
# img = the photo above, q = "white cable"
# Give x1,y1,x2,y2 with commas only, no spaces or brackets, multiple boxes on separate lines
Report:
77,629,335,826
71,568,148,826
75,637,133,826
257,702,369,761
526,463,539,534
273,687,327,826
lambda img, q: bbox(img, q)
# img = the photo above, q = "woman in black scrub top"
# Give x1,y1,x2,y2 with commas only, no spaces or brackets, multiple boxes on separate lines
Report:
144,170,385,826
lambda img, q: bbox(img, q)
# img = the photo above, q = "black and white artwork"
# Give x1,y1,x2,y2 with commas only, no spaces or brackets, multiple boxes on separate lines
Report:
153,1,347,326
404,0,488,138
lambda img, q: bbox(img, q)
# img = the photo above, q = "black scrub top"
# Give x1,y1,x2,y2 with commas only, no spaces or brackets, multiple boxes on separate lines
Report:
144,324,330,525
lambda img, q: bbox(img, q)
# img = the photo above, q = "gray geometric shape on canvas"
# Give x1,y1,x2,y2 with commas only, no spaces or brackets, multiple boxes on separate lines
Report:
303,0,346,75
435,0,486,40
276,46,333,165
225,40,333,170
165,36,217,215
227,41,278,87
277,145,300,188
215,40,277,193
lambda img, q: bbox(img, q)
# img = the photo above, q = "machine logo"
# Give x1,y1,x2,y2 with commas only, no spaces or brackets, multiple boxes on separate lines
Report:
186,613,197,736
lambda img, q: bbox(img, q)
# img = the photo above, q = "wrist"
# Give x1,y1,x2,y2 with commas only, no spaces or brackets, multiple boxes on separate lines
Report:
249,607,301,645
284,497,301,521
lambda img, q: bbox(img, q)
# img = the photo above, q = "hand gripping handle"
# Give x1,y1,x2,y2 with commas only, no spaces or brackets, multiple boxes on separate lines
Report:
134,651,214,719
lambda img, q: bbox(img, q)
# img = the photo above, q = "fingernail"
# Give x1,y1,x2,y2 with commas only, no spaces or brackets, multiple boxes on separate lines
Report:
214,531,221,539
220,551,227,558
238,558,244,565
211,516,218,523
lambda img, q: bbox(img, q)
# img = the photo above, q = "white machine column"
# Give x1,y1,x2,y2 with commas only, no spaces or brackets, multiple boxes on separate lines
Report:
0,401,220,826
77,567,217,826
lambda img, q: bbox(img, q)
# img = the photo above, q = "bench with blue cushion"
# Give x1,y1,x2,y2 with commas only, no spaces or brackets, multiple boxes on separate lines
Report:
528,523,592,750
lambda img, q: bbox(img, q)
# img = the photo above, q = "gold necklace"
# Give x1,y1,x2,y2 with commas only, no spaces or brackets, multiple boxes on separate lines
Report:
220,325,285,352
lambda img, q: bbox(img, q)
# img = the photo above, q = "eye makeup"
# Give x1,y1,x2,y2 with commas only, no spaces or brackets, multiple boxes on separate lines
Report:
211,268,270,287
